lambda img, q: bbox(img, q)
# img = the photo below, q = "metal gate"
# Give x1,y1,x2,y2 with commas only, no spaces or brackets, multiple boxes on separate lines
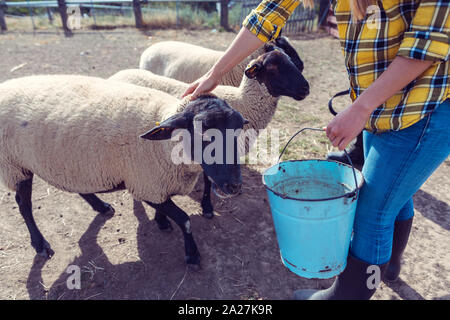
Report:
239,0,316,35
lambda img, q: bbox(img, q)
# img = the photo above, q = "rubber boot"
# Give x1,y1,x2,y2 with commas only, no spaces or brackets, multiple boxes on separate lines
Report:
293,255,388,300
384,217,413,282
327,132,365,170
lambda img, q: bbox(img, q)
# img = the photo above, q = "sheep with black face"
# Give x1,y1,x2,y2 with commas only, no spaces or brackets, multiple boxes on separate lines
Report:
139,36,305,87
0,75,247,267
110,46,310,218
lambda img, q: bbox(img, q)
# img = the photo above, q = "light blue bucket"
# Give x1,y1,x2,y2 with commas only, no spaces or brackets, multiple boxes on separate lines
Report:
262,128,364,279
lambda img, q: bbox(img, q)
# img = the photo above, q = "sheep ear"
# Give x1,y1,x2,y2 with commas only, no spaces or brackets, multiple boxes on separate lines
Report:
264,42,276,53
140,126,175,141
245,62,263,79
140,114,190,141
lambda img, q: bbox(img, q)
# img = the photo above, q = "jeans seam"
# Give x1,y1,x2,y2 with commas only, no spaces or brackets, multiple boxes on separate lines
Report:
380,113,432,209
413,113,432,152
374,158,409,264
373,115,431,264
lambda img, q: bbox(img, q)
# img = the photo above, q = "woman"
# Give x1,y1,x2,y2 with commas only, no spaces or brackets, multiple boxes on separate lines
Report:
183,0,449,300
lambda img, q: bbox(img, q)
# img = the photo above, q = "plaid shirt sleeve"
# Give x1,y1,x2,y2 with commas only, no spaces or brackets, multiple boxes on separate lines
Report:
397,0,450,62
242,0,302,42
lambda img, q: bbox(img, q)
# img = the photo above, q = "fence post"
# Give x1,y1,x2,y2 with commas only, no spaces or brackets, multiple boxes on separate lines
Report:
0,0,7,32
132,0,144,29
220,0,231,31
26,0,36,31
90,0,97,26
57,0,73,36
47,8,54,24
318,0,330,29
176,0,179,28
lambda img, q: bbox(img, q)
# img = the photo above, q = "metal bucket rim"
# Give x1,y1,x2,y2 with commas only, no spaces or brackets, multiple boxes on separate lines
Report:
262,158,365,202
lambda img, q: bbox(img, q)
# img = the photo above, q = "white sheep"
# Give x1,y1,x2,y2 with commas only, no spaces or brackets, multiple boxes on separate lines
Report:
111,47,310,218
139,36,304,87
0,75,247,266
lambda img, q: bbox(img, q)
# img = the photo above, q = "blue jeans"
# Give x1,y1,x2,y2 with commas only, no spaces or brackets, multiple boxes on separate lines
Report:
350,99,450,265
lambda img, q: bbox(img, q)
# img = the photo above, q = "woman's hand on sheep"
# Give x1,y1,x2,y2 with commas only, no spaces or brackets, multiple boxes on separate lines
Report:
182,70,221,100
183,27,264,100
325,103,371,151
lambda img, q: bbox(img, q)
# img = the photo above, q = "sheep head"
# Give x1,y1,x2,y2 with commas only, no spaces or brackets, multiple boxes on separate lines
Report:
141,95,247,197
268,36,305,73
245,49,310,101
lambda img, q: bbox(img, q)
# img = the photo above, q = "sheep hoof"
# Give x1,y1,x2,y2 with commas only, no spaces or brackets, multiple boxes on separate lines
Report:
36,241,54,260
202,211,214,219
100,203,115,217
187,263,201,272
158,221,173,233
186,254,201,269
186,261,201,271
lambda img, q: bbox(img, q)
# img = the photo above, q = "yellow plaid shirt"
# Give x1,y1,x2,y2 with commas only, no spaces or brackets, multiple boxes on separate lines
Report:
243,0,450,132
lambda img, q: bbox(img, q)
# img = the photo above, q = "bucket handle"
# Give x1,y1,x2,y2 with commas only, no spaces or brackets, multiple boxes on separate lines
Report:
277,127,360,199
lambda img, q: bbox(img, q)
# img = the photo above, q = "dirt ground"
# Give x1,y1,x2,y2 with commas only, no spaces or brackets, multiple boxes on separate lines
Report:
0,28,448,300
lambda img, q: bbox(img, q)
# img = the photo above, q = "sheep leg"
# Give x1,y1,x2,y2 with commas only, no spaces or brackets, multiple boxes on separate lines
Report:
145,199,200,266
15,176,54,259
201,172,214,219
154,209,173,232
79,193,115,216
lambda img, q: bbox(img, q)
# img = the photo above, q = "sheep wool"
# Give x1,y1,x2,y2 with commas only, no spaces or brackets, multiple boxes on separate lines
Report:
0,75,203,203
139,41,265,87
109,69,279,141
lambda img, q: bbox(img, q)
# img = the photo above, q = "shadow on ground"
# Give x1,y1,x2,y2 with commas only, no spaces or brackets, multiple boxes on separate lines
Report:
24,165,449,300
25,166,333,300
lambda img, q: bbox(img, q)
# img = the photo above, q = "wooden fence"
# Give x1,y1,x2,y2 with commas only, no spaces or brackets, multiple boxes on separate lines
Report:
0,0,228,35
239,0,316,35
0,0,7,31
0,0,318,36
318,0,338,38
